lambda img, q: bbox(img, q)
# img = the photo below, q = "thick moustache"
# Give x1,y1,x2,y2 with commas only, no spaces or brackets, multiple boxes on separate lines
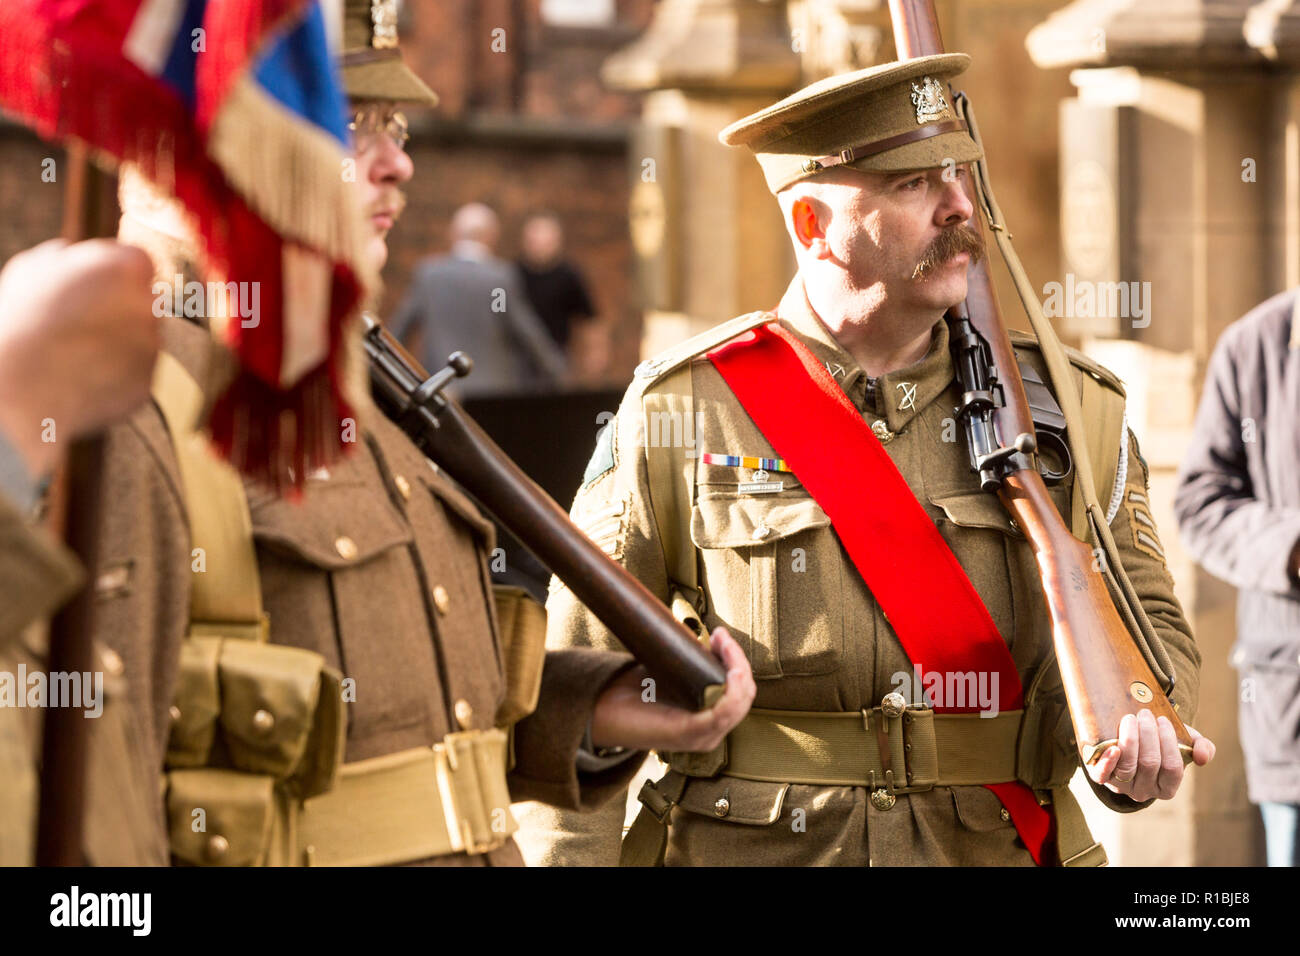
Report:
913,224,985,279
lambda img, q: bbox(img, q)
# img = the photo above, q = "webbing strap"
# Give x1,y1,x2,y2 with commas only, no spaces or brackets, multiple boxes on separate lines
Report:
642,364,714,641
642,364,698,595
151,352,265,637
1052,784,1109,867
298,733,516,866
724,708,1020,787
619,770,687,867
1071,371,1125,543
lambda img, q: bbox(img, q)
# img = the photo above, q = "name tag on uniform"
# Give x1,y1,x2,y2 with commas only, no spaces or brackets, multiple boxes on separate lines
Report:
738,480,783,494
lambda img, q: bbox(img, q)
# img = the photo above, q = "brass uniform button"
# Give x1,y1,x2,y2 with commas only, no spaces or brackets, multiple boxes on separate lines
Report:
433,584,450,615
454,698,473,729
169,704,182,723
870,790,896,811
335,536,358,560
1000,808,1011,823
252,709,275,734
394,474,411,500
751,524,771,541
206,834,229,862
881,692,907,718
713,796,730,818
872,420,895,443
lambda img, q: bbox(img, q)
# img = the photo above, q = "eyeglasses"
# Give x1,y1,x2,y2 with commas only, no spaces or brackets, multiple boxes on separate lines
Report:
348,104,410,152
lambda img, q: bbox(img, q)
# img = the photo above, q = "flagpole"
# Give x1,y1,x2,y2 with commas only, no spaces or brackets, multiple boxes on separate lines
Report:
36,142,117,867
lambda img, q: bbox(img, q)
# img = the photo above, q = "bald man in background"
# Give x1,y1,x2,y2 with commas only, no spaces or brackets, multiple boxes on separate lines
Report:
391,202,567,398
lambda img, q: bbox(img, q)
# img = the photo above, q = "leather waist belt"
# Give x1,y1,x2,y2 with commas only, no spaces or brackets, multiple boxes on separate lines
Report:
296,730,516,866
721,705,1022,791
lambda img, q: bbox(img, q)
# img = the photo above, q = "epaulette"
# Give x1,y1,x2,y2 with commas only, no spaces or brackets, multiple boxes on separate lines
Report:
1007,328,1126,398
631,311,773,386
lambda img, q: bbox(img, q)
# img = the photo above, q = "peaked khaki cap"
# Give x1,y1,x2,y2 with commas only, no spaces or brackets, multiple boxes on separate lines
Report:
719,53,982,194
338,0,438,106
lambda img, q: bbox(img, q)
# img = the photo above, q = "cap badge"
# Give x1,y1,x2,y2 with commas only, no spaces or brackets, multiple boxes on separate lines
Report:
371,0,399,49
910,76,949,125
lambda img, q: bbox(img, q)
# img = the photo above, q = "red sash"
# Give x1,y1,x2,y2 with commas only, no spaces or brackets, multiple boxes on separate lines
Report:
707,321,1055,865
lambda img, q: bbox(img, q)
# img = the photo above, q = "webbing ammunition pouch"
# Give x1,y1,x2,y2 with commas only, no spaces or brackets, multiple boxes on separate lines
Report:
153,351,346,866
492,585,548,731
165,636,346,796
167,768,281,867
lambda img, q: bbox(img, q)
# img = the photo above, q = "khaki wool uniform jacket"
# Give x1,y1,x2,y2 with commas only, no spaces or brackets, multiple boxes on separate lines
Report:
0,493,168,865
533,276,1201,867
92,316,640,866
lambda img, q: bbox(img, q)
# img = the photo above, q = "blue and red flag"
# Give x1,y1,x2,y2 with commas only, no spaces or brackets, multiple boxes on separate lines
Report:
0,0,374,489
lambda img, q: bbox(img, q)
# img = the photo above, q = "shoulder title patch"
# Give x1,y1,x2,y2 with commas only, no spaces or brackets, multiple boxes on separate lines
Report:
582,419,616,488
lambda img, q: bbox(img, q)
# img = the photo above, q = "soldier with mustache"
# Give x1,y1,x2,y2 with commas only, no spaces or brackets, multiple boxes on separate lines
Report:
522,53,1208,867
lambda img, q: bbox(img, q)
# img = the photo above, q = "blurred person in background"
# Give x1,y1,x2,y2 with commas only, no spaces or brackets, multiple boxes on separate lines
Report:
1175,289,1300,867
390,202,566,398
516,211,608,383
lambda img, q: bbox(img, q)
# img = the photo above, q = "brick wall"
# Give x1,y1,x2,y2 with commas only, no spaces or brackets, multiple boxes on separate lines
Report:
0,0,654,384
379,0,657,382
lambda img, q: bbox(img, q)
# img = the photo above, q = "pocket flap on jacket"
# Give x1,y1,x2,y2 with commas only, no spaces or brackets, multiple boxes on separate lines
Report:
218,640,324,779
420,467,497,545
928,491,1020,536
691,494,829,550
677,776,790,825
250,485,413,569
951,785,1017,833
166,768,275,866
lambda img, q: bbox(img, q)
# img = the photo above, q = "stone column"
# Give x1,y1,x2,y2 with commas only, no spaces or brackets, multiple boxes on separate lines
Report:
601,0,820,354
1028,0,1300,865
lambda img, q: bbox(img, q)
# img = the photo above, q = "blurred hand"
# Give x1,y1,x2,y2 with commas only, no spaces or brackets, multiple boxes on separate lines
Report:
1088,709,1216,802
0,239,160,475
590,627,756,753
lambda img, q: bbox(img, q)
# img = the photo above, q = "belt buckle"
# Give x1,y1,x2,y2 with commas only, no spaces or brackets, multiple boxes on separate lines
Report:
437,730,511,856
865,695,935,804
636,778,676,825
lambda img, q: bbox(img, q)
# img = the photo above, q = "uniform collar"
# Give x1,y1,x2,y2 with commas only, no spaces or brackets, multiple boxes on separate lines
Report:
773,275,955,434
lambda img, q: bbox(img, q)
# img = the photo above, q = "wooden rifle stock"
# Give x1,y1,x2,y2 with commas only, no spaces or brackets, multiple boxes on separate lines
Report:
361,315,726,712
36,145,118,866
888,0,1194,764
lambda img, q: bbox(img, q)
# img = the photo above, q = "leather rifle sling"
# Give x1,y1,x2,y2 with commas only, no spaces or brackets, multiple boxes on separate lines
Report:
707,322,1055,865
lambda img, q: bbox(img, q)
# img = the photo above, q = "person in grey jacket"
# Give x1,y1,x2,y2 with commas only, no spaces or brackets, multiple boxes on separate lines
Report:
389,202,567,398
1175,288,1300,866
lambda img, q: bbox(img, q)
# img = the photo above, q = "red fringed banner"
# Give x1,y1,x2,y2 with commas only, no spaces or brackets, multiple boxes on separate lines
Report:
0,0,373,491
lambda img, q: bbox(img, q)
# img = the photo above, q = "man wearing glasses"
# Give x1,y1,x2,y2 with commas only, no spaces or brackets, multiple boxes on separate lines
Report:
89,0,753,868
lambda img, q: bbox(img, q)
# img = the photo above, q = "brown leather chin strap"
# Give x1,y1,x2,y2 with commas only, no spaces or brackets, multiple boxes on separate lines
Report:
801,118,969,174
340,48,403,68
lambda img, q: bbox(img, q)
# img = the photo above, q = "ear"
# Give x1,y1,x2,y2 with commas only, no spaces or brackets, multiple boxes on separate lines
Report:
790,198,830,258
